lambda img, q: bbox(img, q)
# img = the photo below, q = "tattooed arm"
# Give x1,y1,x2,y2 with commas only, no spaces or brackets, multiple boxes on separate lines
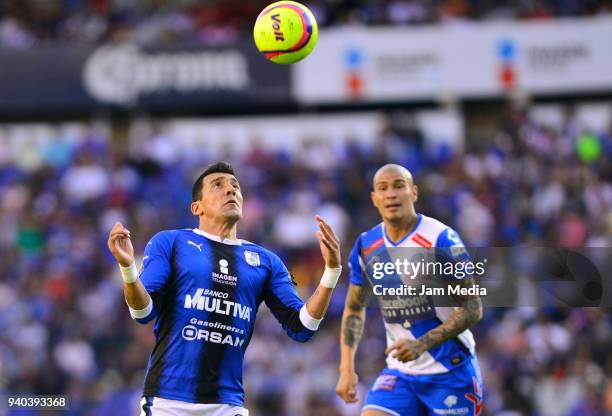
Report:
336,283,371,403
386,277,483,362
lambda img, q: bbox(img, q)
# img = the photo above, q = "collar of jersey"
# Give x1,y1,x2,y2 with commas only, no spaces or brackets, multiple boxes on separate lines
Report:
381,213,423,246
191,228,242,245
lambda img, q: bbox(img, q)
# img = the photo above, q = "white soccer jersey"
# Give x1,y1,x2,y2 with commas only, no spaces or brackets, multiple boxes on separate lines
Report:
348,214,477,375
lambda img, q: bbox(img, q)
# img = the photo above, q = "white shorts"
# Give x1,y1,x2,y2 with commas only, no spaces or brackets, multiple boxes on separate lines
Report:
139,396,249,416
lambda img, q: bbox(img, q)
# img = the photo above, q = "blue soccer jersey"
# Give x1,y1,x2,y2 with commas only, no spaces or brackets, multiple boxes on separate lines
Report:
131,228,319,406
349,214,477,375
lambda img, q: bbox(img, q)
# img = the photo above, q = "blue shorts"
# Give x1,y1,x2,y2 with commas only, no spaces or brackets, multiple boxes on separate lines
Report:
363,357,483,416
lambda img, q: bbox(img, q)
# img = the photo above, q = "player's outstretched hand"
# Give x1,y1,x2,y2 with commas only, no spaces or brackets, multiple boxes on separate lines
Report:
385,339,425,362
107,222,135,267
336,370,359,403
315,215,341,269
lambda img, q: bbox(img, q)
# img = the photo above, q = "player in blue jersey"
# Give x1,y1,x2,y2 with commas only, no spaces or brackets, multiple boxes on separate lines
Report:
107,162,342,416
335,164,484,416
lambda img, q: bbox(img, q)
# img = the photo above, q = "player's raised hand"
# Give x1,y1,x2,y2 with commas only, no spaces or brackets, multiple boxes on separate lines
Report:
107,222,135,267
336,370,359,403
385,339,426,362
315,215,341,269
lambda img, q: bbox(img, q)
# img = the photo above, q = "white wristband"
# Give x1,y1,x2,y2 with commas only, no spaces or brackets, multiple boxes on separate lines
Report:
299,305,323,331
128,297,153,319
320,266,342,289
119,261,139,284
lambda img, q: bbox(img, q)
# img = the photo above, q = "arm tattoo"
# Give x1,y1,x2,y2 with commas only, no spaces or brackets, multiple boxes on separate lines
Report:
342,284,369,349
346,284,371,312
343,315,364,348
416,277,483,353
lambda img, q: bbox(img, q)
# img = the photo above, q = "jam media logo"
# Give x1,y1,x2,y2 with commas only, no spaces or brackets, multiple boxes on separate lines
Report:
344,46,365,99
497,38,517,90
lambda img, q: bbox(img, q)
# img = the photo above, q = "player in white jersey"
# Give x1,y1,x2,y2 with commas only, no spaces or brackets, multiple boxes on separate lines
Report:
335,164,484,416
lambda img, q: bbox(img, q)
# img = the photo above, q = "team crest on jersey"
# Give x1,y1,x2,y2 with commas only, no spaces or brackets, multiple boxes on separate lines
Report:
244,251,260,266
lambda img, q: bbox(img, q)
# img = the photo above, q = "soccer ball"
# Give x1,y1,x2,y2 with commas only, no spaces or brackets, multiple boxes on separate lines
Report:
253,1,318,64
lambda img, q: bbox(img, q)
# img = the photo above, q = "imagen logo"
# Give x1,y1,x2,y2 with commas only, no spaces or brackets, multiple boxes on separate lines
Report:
219,259,229,274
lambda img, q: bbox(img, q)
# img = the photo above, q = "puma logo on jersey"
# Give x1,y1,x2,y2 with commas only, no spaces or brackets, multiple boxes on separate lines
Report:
188,240,203,252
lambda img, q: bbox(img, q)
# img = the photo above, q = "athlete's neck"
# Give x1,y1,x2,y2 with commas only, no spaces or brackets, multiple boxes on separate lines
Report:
384,212,419,243
198,218,238,241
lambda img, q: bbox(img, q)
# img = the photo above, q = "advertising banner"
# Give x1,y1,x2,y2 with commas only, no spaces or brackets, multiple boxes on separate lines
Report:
293,17,612,103
0,42,291,113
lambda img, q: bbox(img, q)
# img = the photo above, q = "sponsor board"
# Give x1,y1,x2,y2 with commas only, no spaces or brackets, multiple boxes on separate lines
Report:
294,17,612,102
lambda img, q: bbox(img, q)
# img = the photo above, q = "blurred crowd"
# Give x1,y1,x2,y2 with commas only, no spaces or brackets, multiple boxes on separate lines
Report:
0,104,611,416
1,0,612,48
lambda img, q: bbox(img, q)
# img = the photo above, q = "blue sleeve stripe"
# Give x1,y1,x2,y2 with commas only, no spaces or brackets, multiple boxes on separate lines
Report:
143,240,178,397
265,293,306,333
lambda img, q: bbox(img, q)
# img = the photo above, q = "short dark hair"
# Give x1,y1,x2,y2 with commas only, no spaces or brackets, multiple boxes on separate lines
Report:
191,161,236,201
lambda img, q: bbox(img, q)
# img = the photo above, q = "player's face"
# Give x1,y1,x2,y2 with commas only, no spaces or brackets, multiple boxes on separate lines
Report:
371,172,417,222
195,173,243,223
